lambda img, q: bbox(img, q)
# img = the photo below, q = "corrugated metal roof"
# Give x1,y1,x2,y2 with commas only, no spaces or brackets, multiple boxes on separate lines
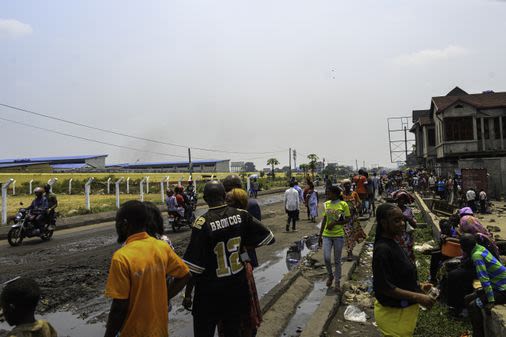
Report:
107,159,229,168
51,163,90,169
0,155,107,164
0,162,49,169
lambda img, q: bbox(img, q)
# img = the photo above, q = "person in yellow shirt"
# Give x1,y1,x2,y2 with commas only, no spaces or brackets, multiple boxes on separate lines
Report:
104,200,190,337
0,277,57,337
318,185,350,292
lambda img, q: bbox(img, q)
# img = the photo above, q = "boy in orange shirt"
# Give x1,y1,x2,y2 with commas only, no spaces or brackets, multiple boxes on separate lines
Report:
104,200,190,337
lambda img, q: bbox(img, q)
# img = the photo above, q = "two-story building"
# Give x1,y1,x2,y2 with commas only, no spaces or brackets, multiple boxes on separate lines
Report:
411,87,506,198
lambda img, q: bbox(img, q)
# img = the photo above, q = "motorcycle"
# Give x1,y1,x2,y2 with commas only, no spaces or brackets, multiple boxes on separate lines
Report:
7,206,55,247
187,193,198,211
168,206,196,232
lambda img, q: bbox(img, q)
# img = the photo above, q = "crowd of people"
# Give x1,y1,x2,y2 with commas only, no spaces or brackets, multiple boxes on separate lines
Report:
3,169,505,337
371,171,506,337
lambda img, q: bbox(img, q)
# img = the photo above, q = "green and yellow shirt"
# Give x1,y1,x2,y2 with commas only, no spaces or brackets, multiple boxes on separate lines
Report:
322,200,350,238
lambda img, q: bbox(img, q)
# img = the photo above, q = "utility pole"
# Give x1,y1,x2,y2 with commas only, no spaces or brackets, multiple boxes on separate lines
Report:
355,159,358,171
188,148,193,180
404,126,408,161
293,149,297,170
288,148,292,179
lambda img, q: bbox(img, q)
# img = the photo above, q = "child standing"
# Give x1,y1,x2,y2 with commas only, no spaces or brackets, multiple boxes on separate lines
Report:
0,277,57,337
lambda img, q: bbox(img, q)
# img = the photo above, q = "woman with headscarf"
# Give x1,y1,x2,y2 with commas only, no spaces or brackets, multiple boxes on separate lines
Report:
224,188,262,337
393,190,417,262
342,179,366,261
444,207,499,316
458,207,499,257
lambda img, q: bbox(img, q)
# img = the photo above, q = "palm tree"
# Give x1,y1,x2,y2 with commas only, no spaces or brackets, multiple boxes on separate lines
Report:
266,158,279,180
307,154,319,179
299,163,309,178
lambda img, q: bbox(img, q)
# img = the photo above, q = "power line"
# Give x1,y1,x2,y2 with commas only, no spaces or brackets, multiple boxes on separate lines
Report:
0,103,286,155
0,116,207,160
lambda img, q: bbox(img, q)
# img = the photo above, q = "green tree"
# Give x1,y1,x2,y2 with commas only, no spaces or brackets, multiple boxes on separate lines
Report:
266,158,279,180
307,154,319,179
299,163,309,178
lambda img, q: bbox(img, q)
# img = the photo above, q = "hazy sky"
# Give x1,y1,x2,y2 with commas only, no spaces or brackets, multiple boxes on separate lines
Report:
1,0,506,169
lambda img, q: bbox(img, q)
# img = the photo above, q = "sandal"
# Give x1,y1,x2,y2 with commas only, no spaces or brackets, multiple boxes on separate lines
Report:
326,275,334,287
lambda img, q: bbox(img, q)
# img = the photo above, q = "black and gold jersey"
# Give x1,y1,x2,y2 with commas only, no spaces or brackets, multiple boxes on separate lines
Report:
183,204,274,314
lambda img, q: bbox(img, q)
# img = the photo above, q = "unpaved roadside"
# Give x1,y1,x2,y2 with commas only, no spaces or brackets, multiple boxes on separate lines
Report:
0,200,324,336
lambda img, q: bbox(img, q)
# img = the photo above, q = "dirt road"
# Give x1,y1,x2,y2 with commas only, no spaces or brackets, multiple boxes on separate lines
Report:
0,192,323,337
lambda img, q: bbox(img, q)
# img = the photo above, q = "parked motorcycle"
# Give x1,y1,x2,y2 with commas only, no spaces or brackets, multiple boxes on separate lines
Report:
7,206,55,247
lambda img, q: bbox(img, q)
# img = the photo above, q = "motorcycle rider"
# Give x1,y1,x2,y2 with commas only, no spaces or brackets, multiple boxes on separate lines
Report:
27,187,48,233
44,184,58,230
176,186,193,222
185,180,197,210
166,189,184,221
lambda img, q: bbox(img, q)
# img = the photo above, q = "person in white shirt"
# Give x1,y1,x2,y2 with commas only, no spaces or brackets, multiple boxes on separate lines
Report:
284,182,300,232
479,189,488,214
466,188,477,213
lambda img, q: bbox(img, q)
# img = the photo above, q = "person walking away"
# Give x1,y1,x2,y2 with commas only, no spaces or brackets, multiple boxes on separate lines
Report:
436,178,446,200
183,181,275,337
104,200,190,337
366,172,375,215
466,188,477,213
250,178,259,199
318,185,350,292
284,182,300,232
479,189,488,214
372,172,381,201
428,174,436,195
342,179,366,261
353,169,368,214
393,191,417,263
307,182,319,223
223,174,262,268
0,277,58,337
44,184,58,230
460,234,506,337
373,203,436,337
224,187,263,336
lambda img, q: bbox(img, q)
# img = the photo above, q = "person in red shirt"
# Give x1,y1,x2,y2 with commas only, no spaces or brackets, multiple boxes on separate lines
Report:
353,169,368,214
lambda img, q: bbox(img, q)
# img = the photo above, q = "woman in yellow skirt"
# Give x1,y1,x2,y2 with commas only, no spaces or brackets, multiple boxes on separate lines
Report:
372,203,435,337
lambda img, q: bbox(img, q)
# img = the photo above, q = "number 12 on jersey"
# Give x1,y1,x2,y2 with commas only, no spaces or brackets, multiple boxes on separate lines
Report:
214,237,243,277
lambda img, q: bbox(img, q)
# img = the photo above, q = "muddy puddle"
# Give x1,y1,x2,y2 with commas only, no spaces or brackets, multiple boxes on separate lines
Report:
1,235,317,337
280,280,326,337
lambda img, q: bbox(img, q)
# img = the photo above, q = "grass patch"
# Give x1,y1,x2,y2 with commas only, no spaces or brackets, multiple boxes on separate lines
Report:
413,208,471,337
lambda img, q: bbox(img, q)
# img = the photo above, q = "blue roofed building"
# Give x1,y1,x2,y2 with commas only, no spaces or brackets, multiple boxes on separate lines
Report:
0,155,108,172
107,159,230,173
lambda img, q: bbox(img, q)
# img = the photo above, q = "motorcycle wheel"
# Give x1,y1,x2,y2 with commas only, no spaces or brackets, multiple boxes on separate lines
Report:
41,230,54,241
7,227,23,246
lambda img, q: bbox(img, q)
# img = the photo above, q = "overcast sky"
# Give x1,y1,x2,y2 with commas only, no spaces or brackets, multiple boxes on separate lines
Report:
1,0,505,169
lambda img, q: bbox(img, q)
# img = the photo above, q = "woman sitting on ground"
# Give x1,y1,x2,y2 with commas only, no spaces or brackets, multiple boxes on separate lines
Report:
373,203,435,337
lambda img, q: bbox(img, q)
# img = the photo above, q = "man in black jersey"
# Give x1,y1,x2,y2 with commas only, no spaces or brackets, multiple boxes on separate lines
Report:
183,181,275,337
